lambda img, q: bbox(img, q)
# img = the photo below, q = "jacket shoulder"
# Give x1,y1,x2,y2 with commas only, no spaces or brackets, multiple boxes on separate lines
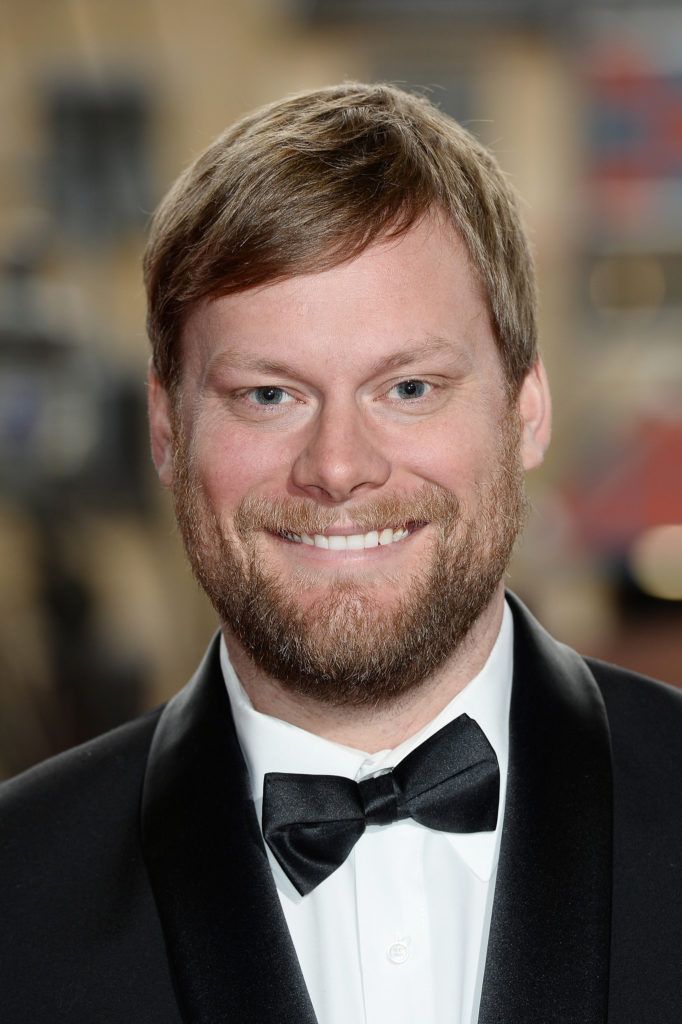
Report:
586,656,682,751
0,707,163,894
586,656,682,794
0,707,182,1023
0,706,163,824
585,661,682,1018
586,655,682,830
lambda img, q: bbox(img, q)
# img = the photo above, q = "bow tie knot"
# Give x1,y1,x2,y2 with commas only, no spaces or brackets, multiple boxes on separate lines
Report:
359,770,403,826
262,714,500,896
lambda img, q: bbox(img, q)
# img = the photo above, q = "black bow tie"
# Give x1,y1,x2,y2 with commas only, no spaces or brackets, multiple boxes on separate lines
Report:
262,714,500,896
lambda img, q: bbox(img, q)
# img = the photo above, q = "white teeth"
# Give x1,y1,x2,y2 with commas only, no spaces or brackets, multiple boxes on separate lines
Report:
280,527,413,548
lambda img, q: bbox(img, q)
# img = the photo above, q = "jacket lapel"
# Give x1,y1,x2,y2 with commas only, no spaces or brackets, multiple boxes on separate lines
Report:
141,637,318,1024
478,594,612,1024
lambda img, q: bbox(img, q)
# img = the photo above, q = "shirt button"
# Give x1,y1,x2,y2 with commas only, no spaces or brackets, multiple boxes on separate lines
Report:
387,941,409,965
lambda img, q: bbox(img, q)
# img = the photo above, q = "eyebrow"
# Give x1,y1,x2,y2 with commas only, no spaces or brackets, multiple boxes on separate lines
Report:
208,337,461,379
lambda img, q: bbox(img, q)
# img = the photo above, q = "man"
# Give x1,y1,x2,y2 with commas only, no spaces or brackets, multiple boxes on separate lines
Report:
1,83,680,1024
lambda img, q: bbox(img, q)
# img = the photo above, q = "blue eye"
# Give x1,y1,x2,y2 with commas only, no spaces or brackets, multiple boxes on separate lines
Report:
391,379,430,400
250,387,290,405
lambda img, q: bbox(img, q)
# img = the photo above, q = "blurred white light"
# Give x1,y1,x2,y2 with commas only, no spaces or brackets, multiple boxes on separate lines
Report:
628,525,682,601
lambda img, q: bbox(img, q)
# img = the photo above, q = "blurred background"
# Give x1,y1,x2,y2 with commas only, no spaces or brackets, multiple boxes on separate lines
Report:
1,0,680,780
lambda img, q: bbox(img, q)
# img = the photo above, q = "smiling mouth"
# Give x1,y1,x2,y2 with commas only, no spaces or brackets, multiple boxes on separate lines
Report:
275,522,425,551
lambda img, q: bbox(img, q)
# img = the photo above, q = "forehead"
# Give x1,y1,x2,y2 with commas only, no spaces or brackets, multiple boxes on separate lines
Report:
179,215,499,382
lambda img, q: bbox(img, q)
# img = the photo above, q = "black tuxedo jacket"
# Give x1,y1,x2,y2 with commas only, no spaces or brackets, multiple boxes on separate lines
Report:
2,593,681,1023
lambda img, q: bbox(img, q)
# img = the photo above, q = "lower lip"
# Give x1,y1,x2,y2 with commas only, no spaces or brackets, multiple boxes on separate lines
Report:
266,524,427,561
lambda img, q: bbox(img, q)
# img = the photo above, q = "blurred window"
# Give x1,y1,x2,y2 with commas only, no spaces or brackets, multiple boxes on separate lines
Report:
44,79,152,242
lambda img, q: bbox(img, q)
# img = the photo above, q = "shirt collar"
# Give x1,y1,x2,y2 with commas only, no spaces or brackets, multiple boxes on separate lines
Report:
221,601,513,882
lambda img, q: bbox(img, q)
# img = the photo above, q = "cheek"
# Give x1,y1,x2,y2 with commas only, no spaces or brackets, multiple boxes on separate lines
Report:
194,426,296,509
395,420,495,493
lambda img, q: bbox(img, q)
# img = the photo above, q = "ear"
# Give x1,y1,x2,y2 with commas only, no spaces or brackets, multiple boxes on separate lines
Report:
147,360,175,488
517,358,552,471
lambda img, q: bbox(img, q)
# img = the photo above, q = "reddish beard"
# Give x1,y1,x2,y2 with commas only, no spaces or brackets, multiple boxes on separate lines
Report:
171,412,527,709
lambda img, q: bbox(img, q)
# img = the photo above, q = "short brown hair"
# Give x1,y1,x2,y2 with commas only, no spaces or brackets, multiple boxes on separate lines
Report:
144,82,537,394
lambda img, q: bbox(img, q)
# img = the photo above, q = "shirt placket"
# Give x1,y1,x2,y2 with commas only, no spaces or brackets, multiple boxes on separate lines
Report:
354,815,433,1024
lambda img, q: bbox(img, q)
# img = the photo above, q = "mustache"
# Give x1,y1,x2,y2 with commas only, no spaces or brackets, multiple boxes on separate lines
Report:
232,484,461,539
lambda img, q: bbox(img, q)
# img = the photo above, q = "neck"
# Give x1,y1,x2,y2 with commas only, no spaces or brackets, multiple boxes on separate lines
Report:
223,586,506,752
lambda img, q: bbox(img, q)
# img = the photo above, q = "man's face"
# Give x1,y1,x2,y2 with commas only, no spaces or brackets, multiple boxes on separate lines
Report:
150,215,549,707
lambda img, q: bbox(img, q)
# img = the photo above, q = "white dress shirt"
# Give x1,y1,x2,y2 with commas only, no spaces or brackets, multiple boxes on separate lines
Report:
220,601,513,1024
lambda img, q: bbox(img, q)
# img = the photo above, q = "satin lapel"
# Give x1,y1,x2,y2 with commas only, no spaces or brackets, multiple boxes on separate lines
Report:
141,637,318,1024
478,594,613,1024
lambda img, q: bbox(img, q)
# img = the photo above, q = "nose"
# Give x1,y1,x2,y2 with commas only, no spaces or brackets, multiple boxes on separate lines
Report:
290,400,391,503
